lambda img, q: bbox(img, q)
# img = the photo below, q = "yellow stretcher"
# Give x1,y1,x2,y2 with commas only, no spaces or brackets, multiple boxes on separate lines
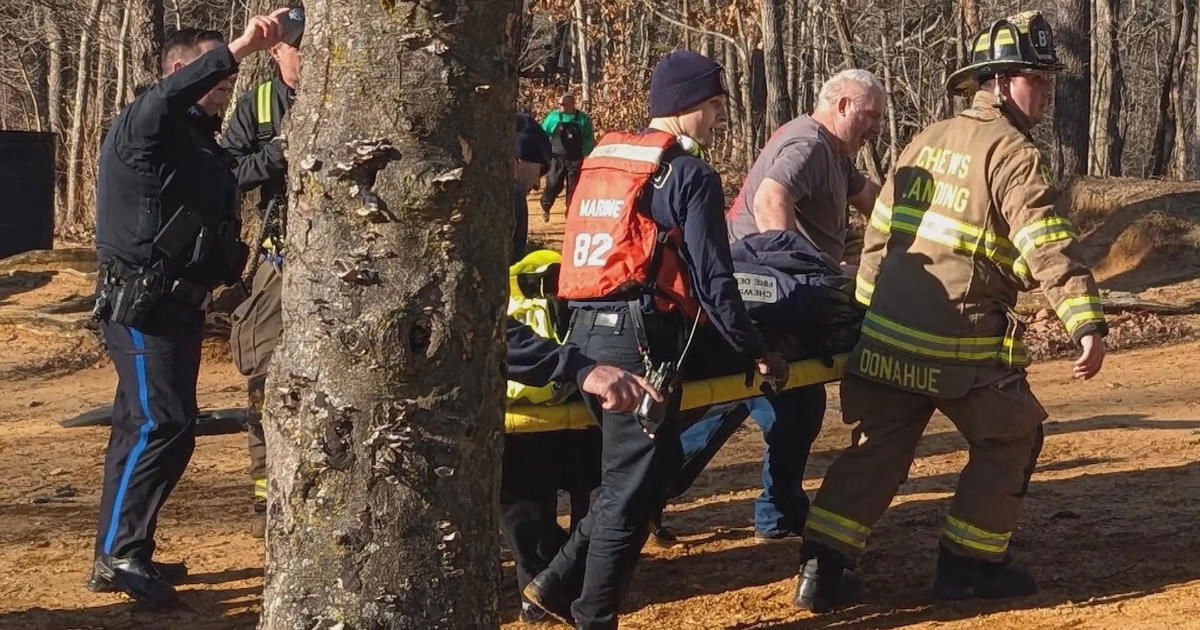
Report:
505,354,849,433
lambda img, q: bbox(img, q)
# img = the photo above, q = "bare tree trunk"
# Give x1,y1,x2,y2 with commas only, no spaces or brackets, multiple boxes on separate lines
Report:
257,0,517,627
1151,0,1187,177
879,30,899,170
63,0,105,231
761,0,793,132
1091,0,1122,176
127,0,165,104
93,4,117,125
1171,0,1196,179
573,0,591,106
44,8,64,135
1195,0,1200,178
1053,0,1090,180
828,2,857,68
114,2,132,110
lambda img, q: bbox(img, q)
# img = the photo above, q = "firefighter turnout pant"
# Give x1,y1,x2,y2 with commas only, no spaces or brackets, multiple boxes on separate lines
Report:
804,372,1047,563
94,298,203,561
229,262,283,504
537,307,684,630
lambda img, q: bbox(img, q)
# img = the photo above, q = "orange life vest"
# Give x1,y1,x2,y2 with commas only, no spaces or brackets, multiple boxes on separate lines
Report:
557,130,700,319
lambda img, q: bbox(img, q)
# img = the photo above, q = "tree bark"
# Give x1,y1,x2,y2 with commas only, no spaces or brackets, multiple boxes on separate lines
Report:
1090,0,1124,176
1170,0,1196,179
573,0,591,106
1151,0,1187,177
126,0,165,105
258,1,517,628
44,6,64,136
63,0,105,231
1053,0,1090,180
761,0,793,133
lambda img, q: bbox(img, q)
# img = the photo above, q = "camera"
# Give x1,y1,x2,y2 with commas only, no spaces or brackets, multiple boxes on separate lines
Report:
635,360,677,438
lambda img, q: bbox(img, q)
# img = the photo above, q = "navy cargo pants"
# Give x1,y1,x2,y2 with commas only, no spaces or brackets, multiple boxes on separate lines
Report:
537,307,683,630
94,298,203,561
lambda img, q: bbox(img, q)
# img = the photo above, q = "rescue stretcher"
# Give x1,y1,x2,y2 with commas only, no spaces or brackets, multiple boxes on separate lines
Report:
505,353,849,432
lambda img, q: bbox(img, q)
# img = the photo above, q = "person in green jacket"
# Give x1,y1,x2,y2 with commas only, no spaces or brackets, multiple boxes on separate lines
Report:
539,93,595,221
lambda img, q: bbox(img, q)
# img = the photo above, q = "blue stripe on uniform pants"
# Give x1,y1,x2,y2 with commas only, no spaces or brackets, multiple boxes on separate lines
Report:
103,327,158,555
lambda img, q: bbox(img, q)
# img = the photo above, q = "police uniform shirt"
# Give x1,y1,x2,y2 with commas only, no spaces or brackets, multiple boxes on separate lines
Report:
95,45,240,279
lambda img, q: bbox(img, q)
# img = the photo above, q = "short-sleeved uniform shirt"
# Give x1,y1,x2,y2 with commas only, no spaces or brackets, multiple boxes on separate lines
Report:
726,114,866,263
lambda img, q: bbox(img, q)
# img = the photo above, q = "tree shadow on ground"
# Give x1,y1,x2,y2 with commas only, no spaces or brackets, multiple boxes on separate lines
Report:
0,583,261,630
0,270,54,307
626,459,1200,629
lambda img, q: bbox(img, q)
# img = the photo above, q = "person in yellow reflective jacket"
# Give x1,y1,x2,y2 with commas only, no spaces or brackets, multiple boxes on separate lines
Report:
793,10,1107,613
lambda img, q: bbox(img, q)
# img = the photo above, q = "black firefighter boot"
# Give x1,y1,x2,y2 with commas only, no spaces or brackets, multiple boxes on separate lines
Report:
793,541,860,613
933,545,1037,600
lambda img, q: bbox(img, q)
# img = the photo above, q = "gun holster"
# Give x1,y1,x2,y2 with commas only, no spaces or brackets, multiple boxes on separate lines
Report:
92,260,166,329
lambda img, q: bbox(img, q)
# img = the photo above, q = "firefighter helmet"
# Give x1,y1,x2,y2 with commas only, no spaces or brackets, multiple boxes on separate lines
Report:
947,11,1064,96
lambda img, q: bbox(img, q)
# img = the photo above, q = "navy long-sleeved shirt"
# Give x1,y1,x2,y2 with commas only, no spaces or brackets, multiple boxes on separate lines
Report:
506,317,595,387
573,136,767,360
95,45,240,288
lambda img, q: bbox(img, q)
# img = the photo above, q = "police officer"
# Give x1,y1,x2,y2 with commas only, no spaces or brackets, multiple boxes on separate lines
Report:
523,50,789,630
794,11,1107,612
88,12,287,608
222,3,303,539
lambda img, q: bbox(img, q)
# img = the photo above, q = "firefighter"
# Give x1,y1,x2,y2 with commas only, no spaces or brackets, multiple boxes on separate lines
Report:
222,4,302,538
793,11,1108,612
522,50,788,630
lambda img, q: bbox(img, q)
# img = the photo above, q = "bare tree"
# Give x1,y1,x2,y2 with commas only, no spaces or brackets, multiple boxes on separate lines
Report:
761,0,793,133
1091,0,1124,176
63,0,105,230
1054,0,1090,180
257,0,518,628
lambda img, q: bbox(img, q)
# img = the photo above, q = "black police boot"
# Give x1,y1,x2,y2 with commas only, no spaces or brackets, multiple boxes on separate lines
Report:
793,541,860,613
89,555,181,608
87,557,188,593
933,546,1037,600
522,571,576,627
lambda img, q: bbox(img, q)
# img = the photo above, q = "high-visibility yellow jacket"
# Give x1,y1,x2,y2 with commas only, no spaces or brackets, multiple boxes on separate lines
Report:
851,90,1106,397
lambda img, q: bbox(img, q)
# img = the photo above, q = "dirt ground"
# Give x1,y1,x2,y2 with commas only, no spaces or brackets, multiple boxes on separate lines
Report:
3,181,1200,630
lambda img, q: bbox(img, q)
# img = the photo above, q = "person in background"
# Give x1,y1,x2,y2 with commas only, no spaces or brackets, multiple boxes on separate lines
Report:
539,93,595,221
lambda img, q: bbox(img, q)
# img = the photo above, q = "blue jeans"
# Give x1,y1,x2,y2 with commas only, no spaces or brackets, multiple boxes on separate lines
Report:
679,385,826,534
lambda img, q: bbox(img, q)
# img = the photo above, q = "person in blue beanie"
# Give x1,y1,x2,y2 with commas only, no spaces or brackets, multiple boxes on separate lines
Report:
522,50,786,630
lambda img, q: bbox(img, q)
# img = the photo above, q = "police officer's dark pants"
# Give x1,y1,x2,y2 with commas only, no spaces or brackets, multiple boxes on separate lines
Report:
539,308,683,630
94,298,203,561
540,155,583,215
501,429,601,598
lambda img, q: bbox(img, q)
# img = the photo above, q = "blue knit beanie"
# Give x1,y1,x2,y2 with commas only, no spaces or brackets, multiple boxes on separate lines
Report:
649,50,728,118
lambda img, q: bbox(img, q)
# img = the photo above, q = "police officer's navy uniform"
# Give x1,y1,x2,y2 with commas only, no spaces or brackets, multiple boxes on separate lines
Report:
91,43,247,607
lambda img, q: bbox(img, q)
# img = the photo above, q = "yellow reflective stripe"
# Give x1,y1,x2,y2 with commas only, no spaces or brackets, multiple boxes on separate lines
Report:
1012,217,1077,257
256,82,273,125
806,506,870,549
855,273,874,307
943,515,1011,556
1054,295,1105,334
862,311,1029,365
870,200,893,234
875,202,1021,269
974,30,1016,52
253,477,268,498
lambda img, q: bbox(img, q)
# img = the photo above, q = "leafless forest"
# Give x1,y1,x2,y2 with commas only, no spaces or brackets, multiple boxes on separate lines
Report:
0,0,1194,235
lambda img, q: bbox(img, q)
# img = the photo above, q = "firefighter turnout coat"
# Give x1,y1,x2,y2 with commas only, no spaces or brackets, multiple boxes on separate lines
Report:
852,90,1106,397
